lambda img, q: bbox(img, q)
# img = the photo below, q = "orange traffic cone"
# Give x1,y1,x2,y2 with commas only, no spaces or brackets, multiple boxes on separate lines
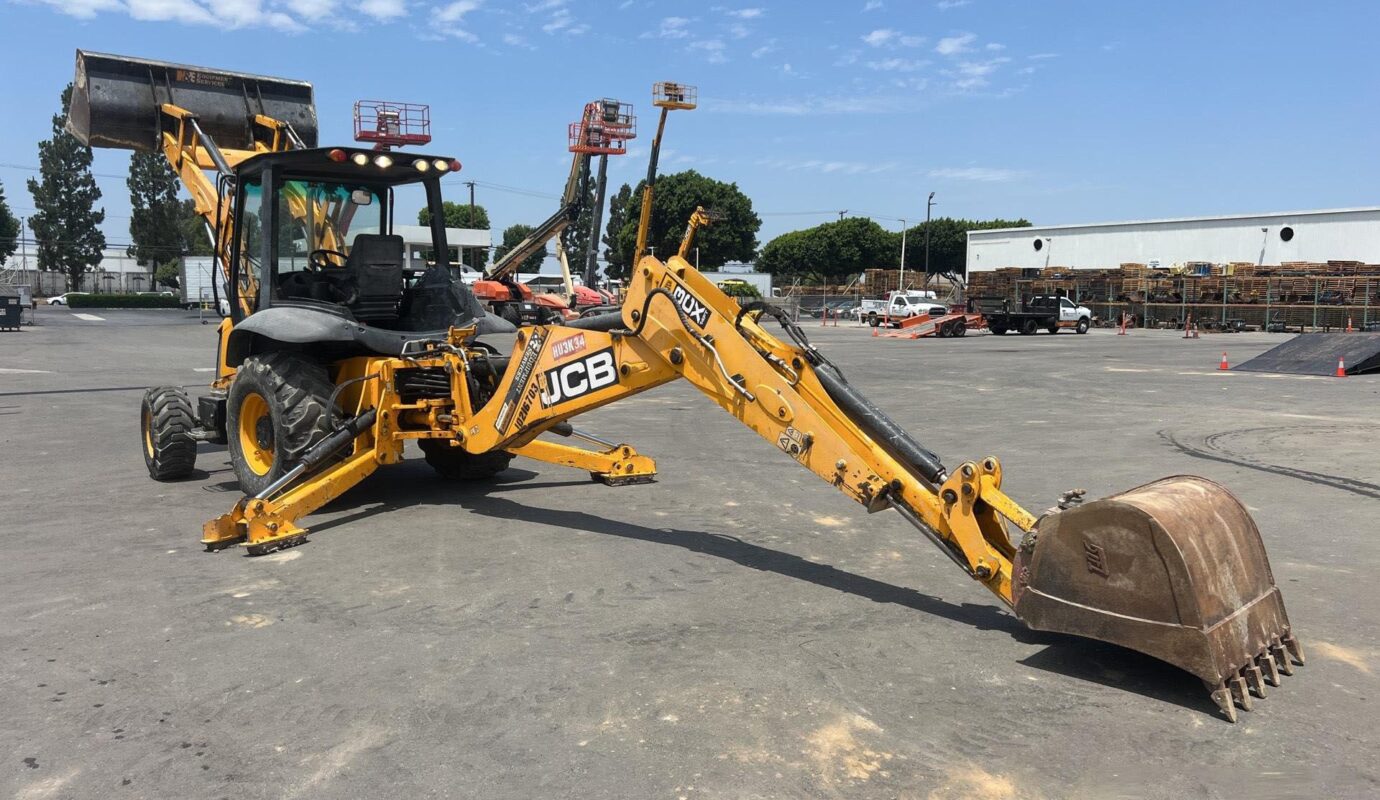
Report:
1346,316,1353,333
1117,313,1128,335
871,324,878,338
1219,352,1230,371
1336,357,1347,377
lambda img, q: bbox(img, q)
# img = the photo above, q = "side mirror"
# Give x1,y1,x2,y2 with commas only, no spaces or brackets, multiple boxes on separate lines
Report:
350,189,374,206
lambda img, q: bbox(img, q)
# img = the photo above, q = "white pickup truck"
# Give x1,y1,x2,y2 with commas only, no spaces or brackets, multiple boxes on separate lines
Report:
860,291,949,328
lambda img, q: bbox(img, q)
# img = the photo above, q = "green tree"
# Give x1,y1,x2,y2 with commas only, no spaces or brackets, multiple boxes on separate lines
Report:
602,182,633,281
0,180,18,267
901,217,1030,276
419,201,490,270
561,180,595,272
127,151,185,277
179,200,214,257
500,223,547,274
27,84,106,291
756,217,896,282
612,171,760,273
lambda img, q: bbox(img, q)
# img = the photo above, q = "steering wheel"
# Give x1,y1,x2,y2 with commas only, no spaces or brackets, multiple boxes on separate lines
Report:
307,249,349,272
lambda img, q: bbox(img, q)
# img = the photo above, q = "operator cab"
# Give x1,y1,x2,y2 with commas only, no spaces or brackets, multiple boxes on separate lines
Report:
227,147,505,348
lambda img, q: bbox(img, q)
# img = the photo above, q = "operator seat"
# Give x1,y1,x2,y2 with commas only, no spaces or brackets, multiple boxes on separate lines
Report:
344,234,405,324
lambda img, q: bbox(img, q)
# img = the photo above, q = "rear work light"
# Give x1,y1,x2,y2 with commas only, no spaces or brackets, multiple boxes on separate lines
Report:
351,152,369,166
327,148,347,162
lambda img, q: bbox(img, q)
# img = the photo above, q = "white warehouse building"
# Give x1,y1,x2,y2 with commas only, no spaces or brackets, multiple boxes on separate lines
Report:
965,207,1380,276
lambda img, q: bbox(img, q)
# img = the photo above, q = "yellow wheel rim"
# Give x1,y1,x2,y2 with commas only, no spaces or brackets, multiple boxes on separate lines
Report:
142,405,154,459
237,392,275,476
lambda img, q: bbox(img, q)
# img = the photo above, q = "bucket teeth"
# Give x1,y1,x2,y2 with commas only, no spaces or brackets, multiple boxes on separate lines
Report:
1271,641,1294,676
1206,640,1305,721
1283,634,1306,665
1229,675,1254,712
1209,684,1238,724
1259,652,1282,687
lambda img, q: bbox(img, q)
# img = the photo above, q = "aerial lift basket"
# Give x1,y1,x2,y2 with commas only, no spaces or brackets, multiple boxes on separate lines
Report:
67,49,318,152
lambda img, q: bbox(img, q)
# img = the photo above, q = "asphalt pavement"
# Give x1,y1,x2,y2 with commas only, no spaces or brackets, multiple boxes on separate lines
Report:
2,307,1377,799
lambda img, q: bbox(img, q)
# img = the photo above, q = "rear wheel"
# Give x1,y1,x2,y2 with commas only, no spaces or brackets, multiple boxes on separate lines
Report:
991,326,1007,335
226,353,337,495
141,386,197,481
1047,322,1059,334
867,313,879,327
1020,319,1039,335
419,439,513,480
954,321,967,337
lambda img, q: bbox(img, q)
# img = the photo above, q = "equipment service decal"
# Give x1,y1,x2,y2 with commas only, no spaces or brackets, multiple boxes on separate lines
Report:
495,329,546,432
659,276,711,328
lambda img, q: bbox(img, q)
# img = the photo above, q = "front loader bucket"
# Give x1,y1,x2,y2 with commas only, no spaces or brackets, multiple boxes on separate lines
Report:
68,50,317,152
1013,476,1303,721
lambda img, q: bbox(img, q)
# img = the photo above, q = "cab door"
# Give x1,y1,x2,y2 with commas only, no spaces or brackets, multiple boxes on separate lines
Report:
1059,298,1078,323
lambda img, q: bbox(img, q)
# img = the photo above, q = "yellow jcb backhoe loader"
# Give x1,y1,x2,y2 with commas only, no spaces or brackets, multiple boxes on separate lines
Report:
68,51,1302,722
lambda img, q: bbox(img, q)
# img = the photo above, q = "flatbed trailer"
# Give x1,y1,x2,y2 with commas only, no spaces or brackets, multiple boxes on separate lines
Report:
877,309,985,339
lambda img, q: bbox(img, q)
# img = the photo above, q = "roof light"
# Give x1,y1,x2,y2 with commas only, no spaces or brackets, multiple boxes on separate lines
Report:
351,152,369,166
327,148,347,162
449,159,462,172
413,159,431,173
373,154,394,168
433,159,450,173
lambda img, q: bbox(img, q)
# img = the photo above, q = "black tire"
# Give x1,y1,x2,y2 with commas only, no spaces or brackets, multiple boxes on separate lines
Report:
1047,323,1059,334
991,326,1007,335
868,313,879,327
954,321,967,337
1076,316,1090,334
1020,319,1039,335
141,386,198,481
419,439,513,480
226,353,338,495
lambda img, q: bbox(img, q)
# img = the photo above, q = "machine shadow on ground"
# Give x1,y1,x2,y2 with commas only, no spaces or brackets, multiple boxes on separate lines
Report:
247,458,1223,718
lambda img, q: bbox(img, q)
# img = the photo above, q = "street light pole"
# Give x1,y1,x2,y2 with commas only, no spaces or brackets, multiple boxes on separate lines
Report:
923,192,935,287
898,218,907,292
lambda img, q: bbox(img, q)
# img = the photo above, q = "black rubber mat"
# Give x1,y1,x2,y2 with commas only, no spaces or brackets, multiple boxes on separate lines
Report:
1234,332,1380,376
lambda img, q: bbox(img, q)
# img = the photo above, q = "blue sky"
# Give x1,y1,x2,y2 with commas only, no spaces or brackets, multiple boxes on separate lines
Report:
1,0,1376,266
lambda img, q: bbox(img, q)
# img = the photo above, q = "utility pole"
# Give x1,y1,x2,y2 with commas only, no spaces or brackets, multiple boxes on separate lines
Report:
923,191,935,287
465,180,477,271
584,153,609,289
838,210,848,221
898,218,907,292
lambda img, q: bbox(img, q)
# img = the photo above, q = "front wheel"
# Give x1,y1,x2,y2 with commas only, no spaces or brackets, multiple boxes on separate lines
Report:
226,353,338,495
1076,317,1090,334
141,387,198,481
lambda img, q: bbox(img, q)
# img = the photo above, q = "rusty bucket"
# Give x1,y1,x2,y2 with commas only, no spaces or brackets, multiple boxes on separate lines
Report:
1013,476,1303,721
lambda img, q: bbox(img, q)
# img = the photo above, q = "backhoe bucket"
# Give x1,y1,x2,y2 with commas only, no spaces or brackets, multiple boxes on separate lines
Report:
1013,476,1302,721
68,50,317,152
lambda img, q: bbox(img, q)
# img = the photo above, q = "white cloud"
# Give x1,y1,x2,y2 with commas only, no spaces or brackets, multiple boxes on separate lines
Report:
936,0,970,9
523,0,565,10
862,28,896,47
705,93,911,115
502,32,532,47
726,7,763,18
985,42,1005,51
863,0,883,9
358,0,406,20
541,7,586,34
751,40,777,58
935,32,976,55
127,0,218,26
33,0,122,18
928,167,1025,182
1028,52,1059,60
689,38,728,64
946,56,1009,89
727,22,749,38
435,0,478,22
284,0,337,20
650,15,691,38
866,57,928,73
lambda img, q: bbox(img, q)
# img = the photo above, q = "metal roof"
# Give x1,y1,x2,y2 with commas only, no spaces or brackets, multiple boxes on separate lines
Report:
969,207,1380,237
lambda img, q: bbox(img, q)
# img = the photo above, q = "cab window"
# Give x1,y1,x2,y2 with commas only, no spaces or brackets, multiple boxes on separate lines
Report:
273,180,385,277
